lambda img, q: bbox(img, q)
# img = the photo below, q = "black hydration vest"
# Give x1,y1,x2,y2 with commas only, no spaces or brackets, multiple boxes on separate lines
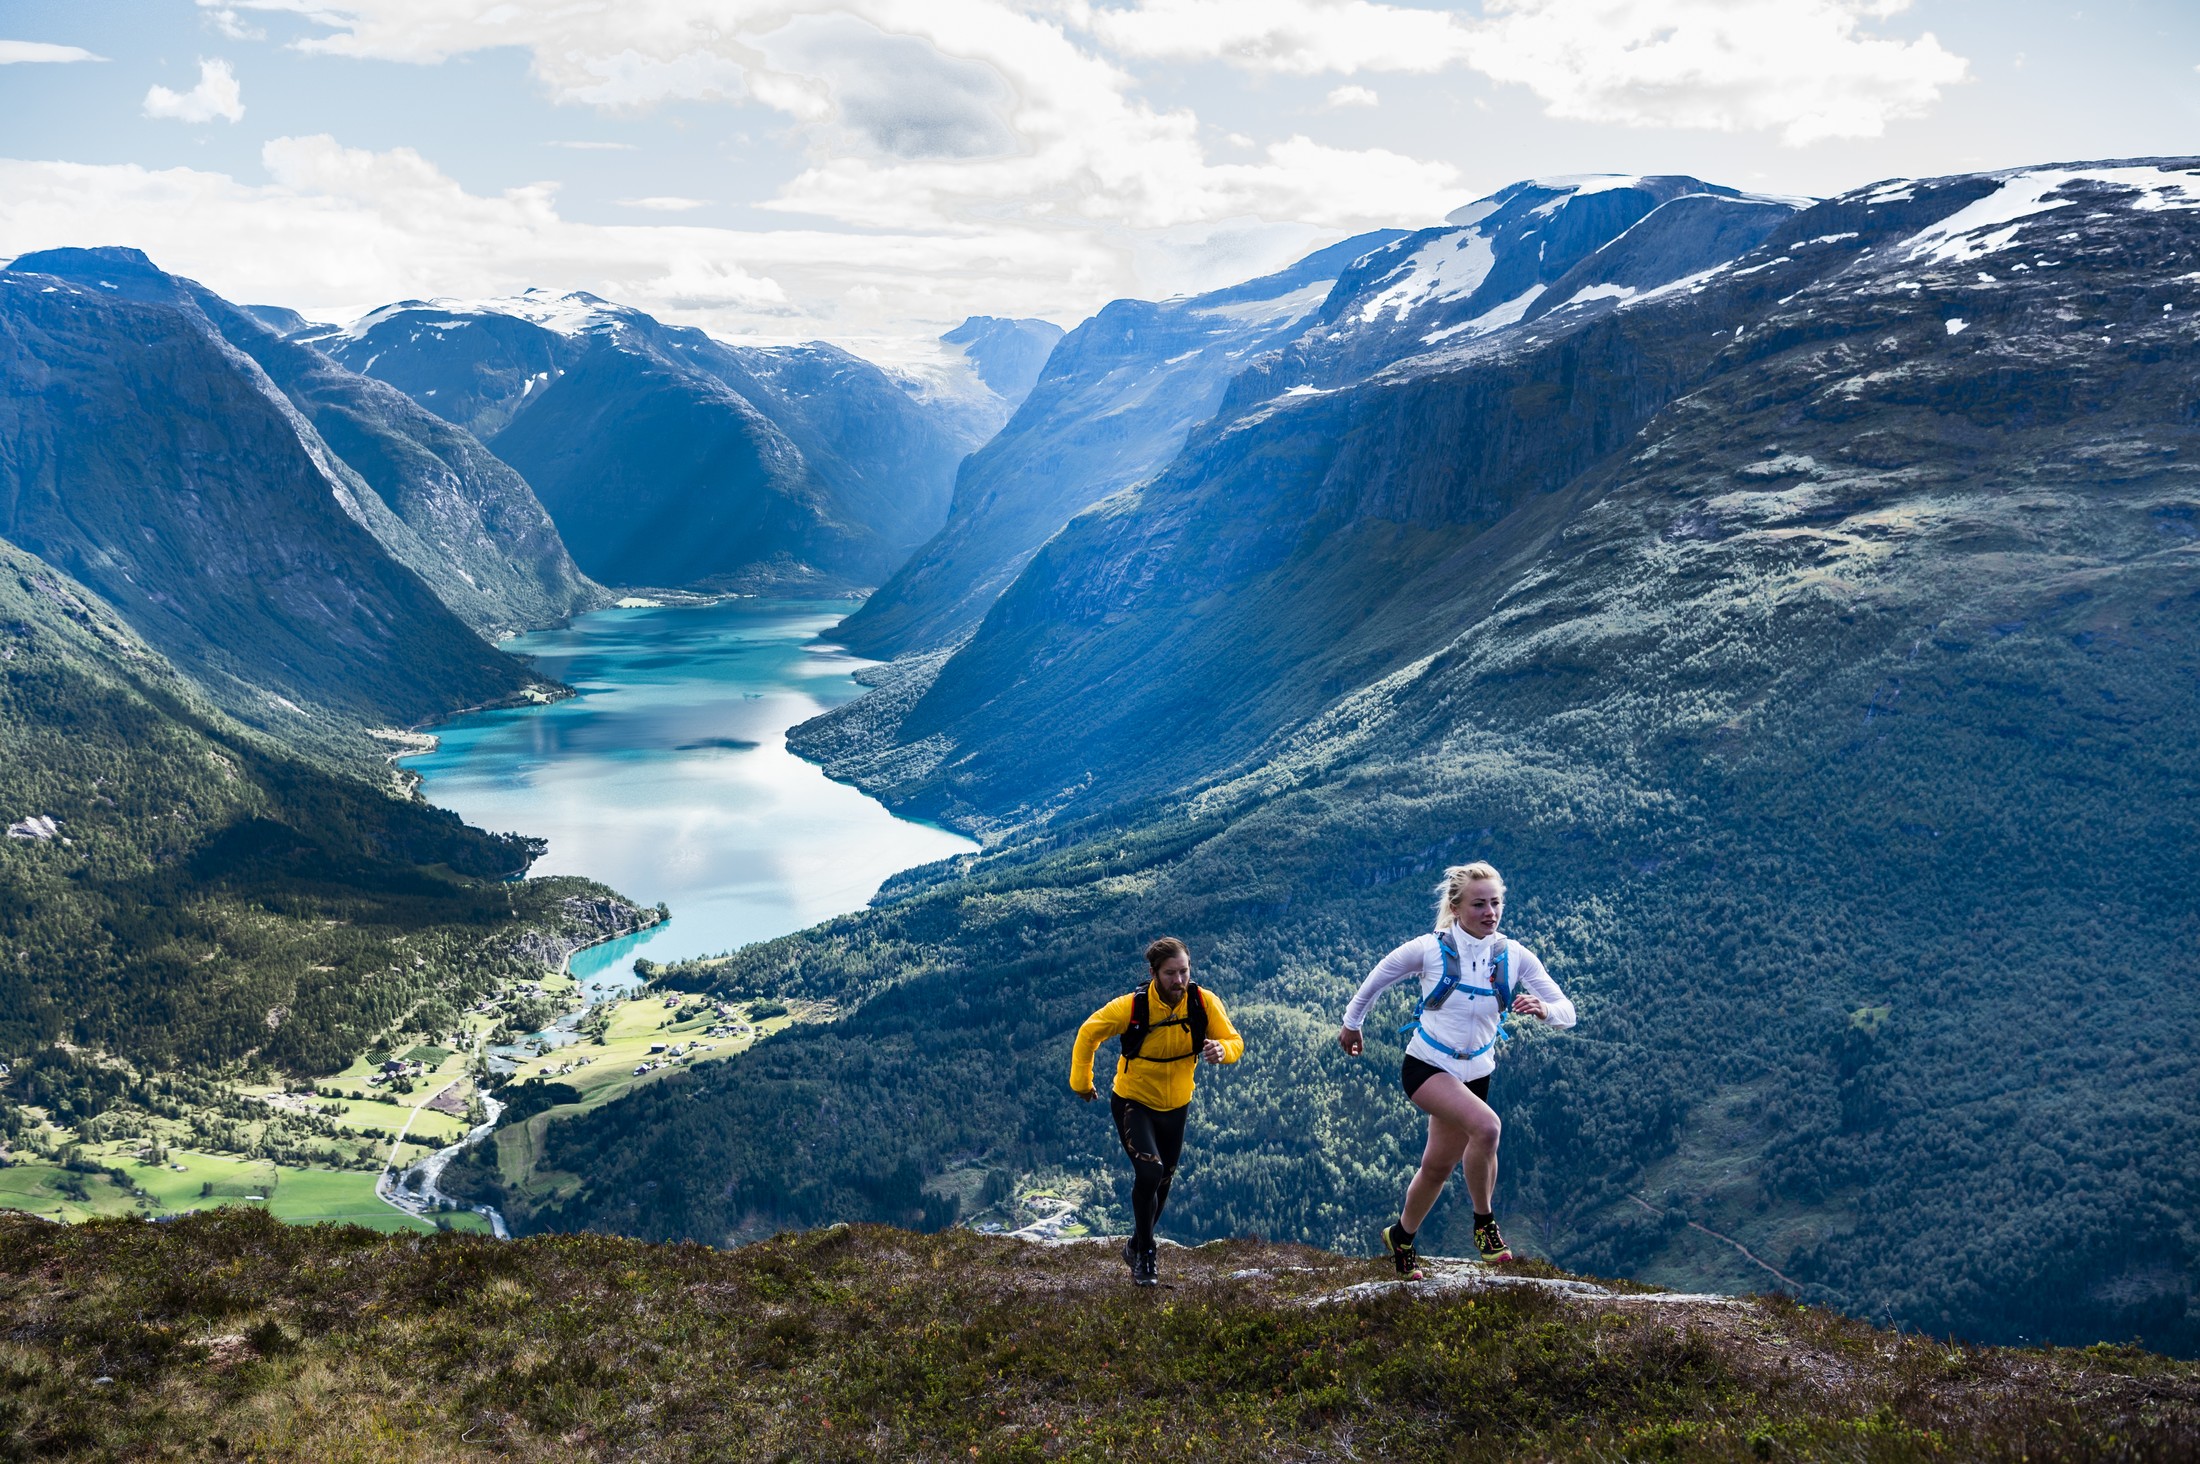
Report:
1121,983,1208,1063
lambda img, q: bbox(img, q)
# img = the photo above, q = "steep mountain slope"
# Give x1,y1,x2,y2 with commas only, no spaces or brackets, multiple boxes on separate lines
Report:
540,161,2200,1353
8,1211,2197,1462
0,269,550,765
831,231,1410,657
810,179,1797,789
835,185,1798,662
0,533,579,1077
240,303,318,337
5,248,604,639
316,291,968,591
941,314,1063,404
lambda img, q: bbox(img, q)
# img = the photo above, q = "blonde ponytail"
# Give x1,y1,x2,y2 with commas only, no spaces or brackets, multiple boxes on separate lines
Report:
1432,862,1506,931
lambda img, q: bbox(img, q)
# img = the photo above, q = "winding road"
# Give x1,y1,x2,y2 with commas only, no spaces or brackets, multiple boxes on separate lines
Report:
375,1082,510,1238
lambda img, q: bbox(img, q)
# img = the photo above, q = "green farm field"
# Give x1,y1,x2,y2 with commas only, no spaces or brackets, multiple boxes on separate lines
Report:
0,1151,487,1234
434,992,818,1226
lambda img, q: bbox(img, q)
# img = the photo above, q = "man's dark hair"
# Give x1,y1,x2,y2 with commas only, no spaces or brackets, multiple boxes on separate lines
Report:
1145,936,1189,973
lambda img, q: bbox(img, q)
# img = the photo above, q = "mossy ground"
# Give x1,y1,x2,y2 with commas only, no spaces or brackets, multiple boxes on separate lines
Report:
2,1210,2193,1462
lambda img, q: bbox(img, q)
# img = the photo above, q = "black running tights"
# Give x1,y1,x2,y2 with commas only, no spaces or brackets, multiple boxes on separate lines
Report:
1111,1094,1188,1252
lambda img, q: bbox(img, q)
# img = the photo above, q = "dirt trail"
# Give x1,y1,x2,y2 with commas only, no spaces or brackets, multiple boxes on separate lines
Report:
1628,1192,1806,1292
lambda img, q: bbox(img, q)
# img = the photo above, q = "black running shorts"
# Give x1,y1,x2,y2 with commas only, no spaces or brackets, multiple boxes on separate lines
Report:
1401,1053,1491,1102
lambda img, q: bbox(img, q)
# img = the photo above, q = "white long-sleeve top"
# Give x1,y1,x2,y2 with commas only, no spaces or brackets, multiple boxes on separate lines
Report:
1341,925,1576,1083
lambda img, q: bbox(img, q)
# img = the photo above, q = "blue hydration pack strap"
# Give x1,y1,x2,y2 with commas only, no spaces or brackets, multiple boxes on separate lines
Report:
1400,935,1512,1062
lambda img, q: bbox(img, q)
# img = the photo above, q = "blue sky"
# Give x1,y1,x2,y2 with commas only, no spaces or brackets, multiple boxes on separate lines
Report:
2,0,2195,355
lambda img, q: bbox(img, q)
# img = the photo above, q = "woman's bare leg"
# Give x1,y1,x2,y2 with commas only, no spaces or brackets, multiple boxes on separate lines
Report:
1401,1074,1502,1232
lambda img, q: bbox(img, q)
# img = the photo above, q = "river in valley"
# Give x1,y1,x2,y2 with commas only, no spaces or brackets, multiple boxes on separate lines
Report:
404,598,976,994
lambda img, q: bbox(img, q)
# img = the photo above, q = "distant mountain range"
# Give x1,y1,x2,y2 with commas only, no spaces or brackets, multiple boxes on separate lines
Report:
310,293,1036,593
536,162,2200,1355
0,244,1053,1154
834,231,1408,657
0,248,1055,762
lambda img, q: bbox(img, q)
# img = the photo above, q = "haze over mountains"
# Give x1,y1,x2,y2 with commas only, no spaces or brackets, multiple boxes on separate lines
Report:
4,159,2198,1358
836,230,1409,657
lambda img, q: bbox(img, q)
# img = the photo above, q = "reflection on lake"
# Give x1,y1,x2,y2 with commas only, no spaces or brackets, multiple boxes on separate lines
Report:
405,599,975,994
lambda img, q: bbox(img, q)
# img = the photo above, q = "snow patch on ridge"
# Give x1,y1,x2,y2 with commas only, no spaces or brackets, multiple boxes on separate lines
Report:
340,287,633,341
1192,278,1333,327
1358,231,1497,324
1904,165,2200,265
1420,285,1540,344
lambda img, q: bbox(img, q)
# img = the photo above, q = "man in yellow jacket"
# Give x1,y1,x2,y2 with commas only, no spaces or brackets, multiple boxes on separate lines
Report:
1069,936,1245,1285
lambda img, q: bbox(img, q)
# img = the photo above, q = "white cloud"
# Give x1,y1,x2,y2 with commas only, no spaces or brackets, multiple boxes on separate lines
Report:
1085,0,1475,74
1084,0,1967,144
207,7,266,40
1468,0,1969,145
0,40,107,63
143,58,246,123
762,12,1020,159
0,140,1126,342
1325,84,1378,108
621,195,711,211
204,1,1468,231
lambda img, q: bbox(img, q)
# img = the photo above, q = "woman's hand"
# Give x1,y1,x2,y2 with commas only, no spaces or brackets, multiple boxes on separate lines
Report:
1337,1027,1364,1057
1511,993,1547,1020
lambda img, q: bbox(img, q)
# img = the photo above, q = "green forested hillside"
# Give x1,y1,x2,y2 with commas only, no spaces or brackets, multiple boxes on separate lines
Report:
0,536,611,1092
526,165,2200,1355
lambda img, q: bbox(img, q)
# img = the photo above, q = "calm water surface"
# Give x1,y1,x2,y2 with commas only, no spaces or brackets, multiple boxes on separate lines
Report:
404,599,975,994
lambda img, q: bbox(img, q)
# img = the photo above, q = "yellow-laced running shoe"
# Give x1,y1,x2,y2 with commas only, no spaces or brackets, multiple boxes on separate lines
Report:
1474,1219,1514,1263
1381,1224,1420,1275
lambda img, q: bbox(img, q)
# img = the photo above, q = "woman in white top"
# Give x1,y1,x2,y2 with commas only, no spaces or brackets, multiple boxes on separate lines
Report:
1337,861,1575,1272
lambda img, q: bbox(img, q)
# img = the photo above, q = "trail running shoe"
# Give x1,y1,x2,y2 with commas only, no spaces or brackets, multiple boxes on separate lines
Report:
1134,1245,1159,1287
1123,1239,1140,1277
1381,1224,1420,1276
1474,1219,1514,1264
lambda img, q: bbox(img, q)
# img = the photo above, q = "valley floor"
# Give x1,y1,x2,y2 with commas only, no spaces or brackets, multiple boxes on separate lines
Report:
0,933,631,1235
452,989,828,1224
2,1209,2191,1462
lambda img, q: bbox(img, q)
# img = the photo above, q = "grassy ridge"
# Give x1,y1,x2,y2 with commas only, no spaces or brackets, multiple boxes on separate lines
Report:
0,1209,2192,1462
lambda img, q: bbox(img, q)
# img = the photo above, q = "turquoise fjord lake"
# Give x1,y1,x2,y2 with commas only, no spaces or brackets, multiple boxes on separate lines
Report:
404,599,976,993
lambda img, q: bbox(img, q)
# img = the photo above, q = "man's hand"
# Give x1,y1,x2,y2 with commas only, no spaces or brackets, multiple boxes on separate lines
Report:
1337,1027,1364,1057
1511,993,1547,1020
1075,1086,1095,1102
1201,1038,1227,1064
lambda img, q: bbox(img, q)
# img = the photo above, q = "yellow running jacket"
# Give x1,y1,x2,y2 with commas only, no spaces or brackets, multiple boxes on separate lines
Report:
1069,982,1245,1112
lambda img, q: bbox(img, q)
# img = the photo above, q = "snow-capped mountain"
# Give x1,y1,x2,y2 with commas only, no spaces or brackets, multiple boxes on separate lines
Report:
1225,175,1802,404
